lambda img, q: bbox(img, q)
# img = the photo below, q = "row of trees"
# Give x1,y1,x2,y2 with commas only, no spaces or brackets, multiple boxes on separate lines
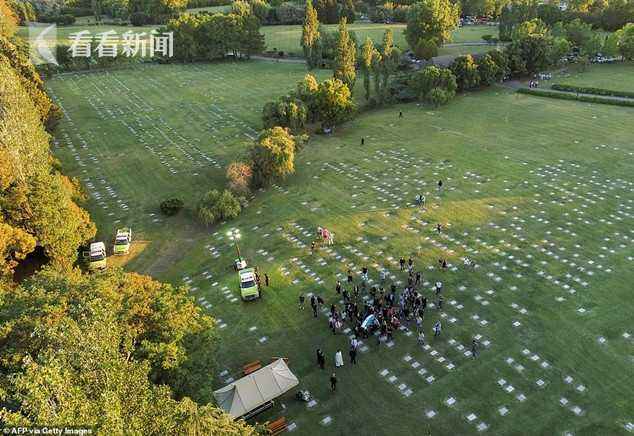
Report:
499,0,634,37
164,11,265,61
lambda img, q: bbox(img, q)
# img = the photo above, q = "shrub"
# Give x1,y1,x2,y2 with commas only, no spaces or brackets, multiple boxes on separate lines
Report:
551,84,634,99
517,88,634,107
160,198,184,216
131,12,152,26
196,190,242,225
226,162,253,195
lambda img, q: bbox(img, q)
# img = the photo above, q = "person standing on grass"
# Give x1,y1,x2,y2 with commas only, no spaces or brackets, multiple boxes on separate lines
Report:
399,257,405,271
433,320,442,337
335,350,344,368
437,179,443,193
299,293,305,310
264,273,270,287
330,373,337,391
336,280,342,294
311,240,316,254
415,271,421,286
317,295,324,311
418,330,425,346
435,281,442,295
436,223,442,234
317,349,325,369
472,339,479,358
347,269,353,284
399,111,403,118
311,295,318,317
349,345,357,364
362,266,369,281
361,137,365,146
408,257,414,272
437,295,443,309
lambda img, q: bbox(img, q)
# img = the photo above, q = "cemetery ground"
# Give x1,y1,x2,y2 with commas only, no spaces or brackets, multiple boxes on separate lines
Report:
47,60,634,434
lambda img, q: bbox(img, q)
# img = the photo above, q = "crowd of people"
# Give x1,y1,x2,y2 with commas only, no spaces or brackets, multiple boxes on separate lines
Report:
300,223,482,392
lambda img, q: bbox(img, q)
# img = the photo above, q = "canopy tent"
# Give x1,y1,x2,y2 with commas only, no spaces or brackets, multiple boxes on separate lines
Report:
213,358,299,418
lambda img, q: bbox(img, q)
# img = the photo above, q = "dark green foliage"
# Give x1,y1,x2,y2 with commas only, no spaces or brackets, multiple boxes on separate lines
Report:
160,198,184,216
517,87,634,107
165,12,265,62
551,84,634,99
196,189,242,225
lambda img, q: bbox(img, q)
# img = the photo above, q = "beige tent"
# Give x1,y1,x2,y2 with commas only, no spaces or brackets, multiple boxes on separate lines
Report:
214,359,299,418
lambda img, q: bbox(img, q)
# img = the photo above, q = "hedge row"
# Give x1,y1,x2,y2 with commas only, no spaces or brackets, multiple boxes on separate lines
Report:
517,88,634,107
551,83,634,99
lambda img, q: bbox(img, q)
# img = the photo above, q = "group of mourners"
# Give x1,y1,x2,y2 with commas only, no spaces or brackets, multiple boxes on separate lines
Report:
304,248,483,392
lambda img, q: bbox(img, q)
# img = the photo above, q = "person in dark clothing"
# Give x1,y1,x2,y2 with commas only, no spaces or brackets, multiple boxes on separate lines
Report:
330,373,337,391
311,295,318,317
399,257,405,271
349,346,357,364
299,294,305,310
399,111,403,118
361,137,365,146
437,180,443,193
436,223,442,234
317,349,325,369
264,273,270,287
471,339,479,358
311,241,316,253
347,269,353,284
336,280,342,294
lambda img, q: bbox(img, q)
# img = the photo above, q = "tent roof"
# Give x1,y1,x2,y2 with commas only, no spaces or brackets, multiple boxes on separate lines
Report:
213,358,299,418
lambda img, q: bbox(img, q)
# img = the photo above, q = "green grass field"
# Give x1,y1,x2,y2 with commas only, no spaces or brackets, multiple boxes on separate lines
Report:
262,23,497,56
552,61,634,92
47,61,634,435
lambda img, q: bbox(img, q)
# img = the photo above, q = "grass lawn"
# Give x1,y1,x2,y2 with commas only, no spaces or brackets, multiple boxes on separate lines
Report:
262,23,497,56
551,61,634,92
47,61,634,435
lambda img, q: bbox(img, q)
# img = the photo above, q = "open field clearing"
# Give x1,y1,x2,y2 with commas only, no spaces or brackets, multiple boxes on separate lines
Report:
47,60,634,435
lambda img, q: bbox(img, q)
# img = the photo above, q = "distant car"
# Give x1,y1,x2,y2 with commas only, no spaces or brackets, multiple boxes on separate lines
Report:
239,268,260,301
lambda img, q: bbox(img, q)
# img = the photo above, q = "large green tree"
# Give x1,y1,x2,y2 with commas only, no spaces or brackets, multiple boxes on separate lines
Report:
0,269,256,433
405,0,461,50
316,77,355,128
360,37,375,101
333,17,357,90
617,22,634,60
302,0,321,68
250,127,298,188
450,54,481,90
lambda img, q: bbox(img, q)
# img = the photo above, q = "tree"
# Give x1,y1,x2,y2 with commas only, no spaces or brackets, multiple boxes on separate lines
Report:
409,65,457,106
512,18,549,40
601,32,620,57
498,0,538,41
226,162,253,196
262,96,308,132
487,49,510,80
477,53,501,86
302,0,321,68
0,220,36,280
250,127,298,187
414,37,439,60
380,29,400,102
196,189,242,225
0,269,257,434
360,37,375,101
405,0,460,50
316,0,339,23
450,54,480,90
617,23,634,60
296,73,320,121
316,78,355,129
333,17,356,90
